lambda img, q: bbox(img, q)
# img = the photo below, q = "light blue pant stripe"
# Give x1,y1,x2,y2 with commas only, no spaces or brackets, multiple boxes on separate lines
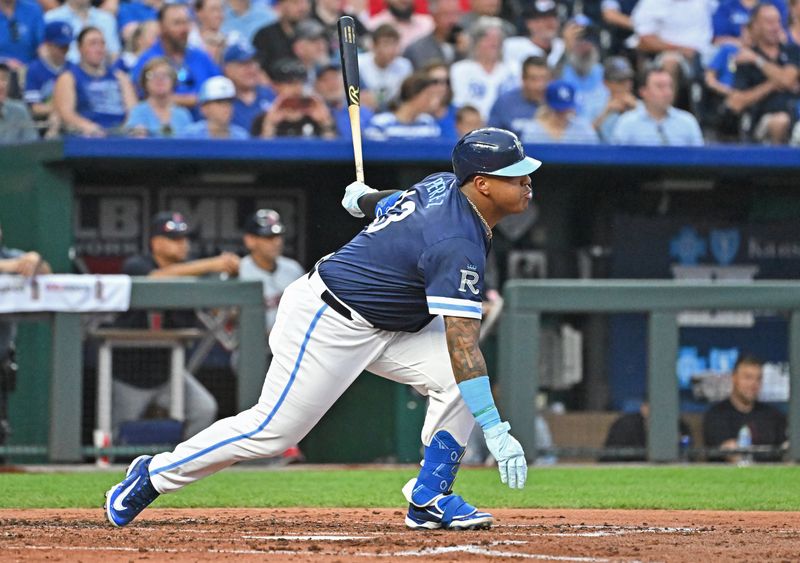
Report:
151,304,329,476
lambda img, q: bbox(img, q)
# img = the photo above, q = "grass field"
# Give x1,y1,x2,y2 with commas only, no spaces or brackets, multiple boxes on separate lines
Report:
1,465,798,511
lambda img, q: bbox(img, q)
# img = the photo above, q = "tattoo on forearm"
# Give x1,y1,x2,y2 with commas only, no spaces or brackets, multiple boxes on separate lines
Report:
445,316,487,383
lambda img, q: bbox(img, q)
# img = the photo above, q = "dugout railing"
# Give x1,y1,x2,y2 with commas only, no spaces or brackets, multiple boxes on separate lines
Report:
498,280,800,463
0,278,265,462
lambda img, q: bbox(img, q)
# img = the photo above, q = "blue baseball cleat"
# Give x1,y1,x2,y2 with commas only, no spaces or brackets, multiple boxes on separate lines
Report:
402,478,494,530
104,455,160,527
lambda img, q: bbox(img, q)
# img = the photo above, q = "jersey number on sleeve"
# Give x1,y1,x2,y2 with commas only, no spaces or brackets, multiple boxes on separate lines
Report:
365,190,416,233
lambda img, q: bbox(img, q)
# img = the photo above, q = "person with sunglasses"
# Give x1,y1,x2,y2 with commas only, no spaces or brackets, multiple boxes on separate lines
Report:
125,55,193,137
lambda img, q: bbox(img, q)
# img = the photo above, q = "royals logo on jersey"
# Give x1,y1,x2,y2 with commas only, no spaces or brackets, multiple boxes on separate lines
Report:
319,172,489,332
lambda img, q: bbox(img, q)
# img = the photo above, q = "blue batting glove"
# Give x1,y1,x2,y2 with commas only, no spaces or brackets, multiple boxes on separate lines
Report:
483,421,527,489
341,181,376,218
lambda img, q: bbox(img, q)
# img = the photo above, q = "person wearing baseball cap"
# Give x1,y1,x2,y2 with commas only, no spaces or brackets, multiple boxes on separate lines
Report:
593,56,638,142
223,42,276,132
517,79,599,144
22,21,72,130
240,209,304,339
179,75,250,139
122,211,240,281
505,0,564,73
239,208,306,464
114,211,240,443
290,19,329,86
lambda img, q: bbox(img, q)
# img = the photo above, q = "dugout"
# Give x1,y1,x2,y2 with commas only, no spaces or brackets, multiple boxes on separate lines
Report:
2,138,800,463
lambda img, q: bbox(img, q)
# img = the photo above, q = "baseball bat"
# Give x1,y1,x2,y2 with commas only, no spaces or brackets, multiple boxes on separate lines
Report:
337,15,364,183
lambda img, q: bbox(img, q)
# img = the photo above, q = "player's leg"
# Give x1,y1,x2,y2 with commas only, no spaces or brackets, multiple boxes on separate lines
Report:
367,316,492,530
111,380,158,440
105,275,386,526
152,372,218,439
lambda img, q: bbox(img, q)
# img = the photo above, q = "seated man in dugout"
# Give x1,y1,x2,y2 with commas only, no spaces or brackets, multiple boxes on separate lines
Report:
703,355,787,462
111,211,240,441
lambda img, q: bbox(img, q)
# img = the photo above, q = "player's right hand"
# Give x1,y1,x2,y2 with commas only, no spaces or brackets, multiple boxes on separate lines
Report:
342,181,376,218
483,421,527,489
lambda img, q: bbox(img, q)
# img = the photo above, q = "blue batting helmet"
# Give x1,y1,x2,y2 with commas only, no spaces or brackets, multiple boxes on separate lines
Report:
451,128,542,185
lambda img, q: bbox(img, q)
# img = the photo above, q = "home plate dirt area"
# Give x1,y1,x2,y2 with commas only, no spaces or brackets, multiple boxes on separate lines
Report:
1,508,798,562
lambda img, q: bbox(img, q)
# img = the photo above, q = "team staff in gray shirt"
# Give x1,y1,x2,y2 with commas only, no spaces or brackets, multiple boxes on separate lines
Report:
0,63,37,144
611,66,704,146
239,209,305,345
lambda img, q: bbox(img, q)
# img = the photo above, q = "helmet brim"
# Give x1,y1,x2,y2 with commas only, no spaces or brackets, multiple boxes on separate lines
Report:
485,156,542,178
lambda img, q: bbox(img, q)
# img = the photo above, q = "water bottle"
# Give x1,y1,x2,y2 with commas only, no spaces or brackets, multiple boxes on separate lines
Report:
679,434,691,463
737,424,753,466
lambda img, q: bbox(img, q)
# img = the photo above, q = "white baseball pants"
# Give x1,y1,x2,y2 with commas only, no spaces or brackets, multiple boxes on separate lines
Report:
149,271,474,494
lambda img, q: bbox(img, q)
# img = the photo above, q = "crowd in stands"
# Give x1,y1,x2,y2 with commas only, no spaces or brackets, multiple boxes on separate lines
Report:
2,0,800,144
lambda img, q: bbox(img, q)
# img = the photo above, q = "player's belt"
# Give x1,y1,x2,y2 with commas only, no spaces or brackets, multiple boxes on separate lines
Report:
308,266,352,320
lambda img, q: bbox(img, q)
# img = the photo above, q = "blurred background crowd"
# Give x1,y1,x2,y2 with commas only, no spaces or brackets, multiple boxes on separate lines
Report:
2,0,800,145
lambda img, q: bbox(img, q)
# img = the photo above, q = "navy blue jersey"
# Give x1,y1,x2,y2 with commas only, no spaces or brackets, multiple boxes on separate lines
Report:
319,172,488,332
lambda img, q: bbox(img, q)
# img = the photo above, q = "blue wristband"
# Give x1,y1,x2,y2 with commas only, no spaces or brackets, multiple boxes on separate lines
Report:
457,376,501,431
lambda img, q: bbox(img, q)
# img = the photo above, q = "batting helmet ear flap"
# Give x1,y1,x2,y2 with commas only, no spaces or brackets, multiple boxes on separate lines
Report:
451,128,542,185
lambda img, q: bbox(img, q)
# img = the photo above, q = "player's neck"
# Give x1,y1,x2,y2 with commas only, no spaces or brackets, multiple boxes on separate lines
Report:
252,253,277,272
461,187,497,229
730,392,755,414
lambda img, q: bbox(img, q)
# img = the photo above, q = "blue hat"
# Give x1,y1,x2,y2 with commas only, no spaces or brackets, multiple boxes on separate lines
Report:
45,21,73,46
546,80,576,112
223,42,257,64
452,127,542,185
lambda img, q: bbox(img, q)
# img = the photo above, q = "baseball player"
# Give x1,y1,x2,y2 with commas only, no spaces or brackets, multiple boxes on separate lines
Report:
105,127,540,530
239,209,305,343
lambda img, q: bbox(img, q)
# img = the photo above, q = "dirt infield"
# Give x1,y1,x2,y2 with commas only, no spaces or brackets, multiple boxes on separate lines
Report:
1,508,799,562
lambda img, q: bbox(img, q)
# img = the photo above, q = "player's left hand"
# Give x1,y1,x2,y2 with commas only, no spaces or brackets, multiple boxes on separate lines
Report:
342,181,376,218
484,421,527,489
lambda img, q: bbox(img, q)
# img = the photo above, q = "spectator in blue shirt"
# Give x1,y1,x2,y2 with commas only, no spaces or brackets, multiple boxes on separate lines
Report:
223,42,275,132
133,3,221,114
488,55,549,136
592,56,638,142
611,66,704,145
126,56,193,137
45,0,120,64
313,61,374,138
115,19,159,75
713,0,788,46
364,72,443,141
0,0,44,66
180,75,250,139
518,79,600,144
560,18,609,122
25,20,72,131
52,26,137,136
